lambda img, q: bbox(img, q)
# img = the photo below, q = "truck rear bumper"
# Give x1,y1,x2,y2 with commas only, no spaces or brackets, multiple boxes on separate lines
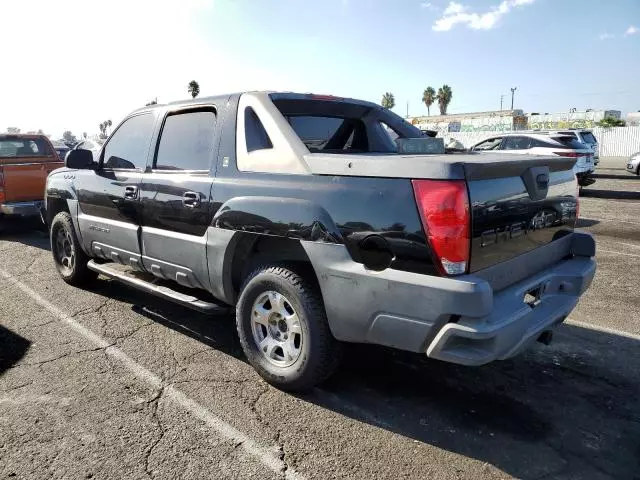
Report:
0,200,43,217
301,231,596,365
426,254,595,365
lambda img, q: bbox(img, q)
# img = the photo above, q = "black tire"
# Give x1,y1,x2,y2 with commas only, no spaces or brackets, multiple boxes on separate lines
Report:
50,211,98,286
236,265,341,391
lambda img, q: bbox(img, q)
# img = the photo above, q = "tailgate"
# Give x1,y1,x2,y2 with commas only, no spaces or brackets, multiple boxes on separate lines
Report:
1,158,63,202
465,154,578,273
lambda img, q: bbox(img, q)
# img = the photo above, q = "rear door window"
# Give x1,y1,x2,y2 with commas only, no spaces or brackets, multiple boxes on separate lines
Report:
501,136,532,150
102,113,155,170
154,110,217,171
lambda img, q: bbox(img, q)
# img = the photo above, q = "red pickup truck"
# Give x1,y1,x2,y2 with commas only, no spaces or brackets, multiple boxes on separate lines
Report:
0,134,63,230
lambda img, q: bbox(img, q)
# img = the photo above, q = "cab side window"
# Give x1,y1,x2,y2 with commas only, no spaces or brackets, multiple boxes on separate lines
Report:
155,110,217,171
102,113,155,170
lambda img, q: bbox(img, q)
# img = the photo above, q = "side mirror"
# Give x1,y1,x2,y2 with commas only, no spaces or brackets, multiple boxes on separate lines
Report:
65,149,94,169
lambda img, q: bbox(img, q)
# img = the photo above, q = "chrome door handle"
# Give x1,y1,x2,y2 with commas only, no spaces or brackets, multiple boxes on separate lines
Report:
182,191,200,208
124,185,138,199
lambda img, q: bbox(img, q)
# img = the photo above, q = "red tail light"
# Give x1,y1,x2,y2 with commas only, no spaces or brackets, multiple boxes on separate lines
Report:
412,179,470,275
308,94,343,101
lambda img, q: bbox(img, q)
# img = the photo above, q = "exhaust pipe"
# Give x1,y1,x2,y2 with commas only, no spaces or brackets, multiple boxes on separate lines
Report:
537,330,553,346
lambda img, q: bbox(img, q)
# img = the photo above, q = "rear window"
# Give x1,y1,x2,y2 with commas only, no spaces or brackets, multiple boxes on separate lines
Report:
551,136,587,150
285,116,369,152
0,137,53,158
288,116,344,150
271,97,422,154
580,132,597,144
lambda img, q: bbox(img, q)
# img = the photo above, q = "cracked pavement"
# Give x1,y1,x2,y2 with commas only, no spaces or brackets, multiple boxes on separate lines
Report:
1,158,639,479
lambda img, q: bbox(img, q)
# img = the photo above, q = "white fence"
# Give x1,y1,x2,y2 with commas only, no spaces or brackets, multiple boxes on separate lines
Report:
438,127,640,157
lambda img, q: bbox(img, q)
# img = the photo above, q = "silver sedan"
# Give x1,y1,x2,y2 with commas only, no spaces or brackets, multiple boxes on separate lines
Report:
627,152,640,175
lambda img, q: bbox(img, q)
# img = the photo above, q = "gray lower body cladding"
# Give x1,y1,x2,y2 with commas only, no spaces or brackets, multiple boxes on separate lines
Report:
0,200,43,217
301,232,596,365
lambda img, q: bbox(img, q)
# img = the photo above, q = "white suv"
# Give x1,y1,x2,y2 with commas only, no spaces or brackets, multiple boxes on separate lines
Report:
548,129,599,164
471,133,596,186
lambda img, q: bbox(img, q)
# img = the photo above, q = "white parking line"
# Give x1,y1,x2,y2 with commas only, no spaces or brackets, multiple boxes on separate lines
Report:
0,269,304,480
581,216,637,225
565,319,640,341
613,241,640,250
598,249,640,259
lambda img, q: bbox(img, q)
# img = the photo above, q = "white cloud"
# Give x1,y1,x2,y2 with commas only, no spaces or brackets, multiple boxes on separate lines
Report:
420,2,435,9
443,2,466,15
625,25,639,36
433,0,535,32
599,33,614,40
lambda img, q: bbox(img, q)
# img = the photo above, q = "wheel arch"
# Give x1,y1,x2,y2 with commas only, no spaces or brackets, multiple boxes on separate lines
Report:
220,232,323,306
45,196,71,226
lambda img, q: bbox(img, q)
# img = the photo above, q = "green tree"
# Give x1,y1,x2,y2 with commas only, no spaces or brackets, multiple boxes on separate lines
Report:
188,80,200,98
6,127,20,133
83,132,88,139
37,129,44,135
436,84,453,115
62,130,77,144
146,98,158,106
596,117,626,127
422,87,436,116
106,119,112,136
381,92,395,109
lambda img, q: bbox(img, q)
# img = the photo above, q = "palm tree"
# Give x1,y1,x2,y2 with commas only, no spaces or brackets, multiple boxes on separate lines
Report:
188,80,200,98
422,87,436,116
106,120,112,136
381,92,395,109
99,122,104,135
437,85,453,115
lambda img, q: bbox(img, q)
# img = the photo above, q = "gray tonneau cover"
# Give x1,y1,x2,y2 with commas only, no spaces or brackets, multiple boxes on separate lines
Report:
304,152,576,181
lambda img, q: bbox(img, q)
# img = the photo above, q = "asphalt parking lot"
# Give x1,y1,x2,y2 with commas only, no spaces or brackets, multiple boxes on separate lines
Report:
1,157,639,480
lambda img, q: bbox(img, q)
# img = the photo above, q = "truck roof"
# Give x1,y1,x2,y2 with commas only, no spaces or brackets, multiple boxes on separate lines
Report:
130,91,381,114
0,133,49,140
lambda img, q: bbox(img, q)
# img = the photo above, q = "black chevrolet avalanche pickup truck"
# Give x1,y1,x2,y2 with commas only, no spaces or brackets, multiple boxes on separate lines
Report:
44,92,596,390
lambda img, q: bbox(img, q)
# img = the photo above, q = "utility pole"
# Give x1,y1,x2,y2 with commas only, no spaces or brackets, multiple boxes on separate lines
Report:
500,94,505,111
406,101,409,118
510,87,517,110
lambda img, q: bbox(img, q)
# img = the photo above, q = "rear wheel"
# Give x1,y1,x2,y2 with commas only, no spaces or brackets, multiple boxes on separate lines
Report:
236,265,341,391
50,211,97,286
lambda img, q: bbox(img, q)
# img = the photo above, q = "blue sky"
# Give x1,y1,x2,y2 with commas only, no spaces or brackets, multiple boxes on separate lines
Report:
1,0,639,137
206,0,640,116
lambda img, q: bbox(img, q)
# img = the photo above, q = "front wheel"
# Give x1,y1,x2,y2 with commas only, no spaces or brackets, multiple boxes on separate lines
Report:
236,265,341,391
50,211,98,286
